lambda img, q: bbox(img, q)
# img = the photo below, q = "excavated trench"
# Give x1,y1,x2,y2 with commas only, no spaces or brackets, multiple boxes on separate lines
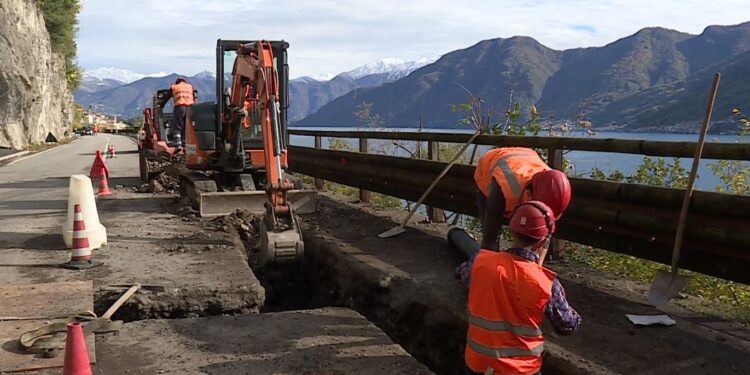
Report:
90,204,573,375
241,213,581,375
225,211,463,375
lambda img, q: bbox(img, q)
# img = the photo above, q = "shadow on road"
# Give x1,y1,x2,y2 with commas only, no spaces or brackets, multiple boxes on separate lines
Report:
0,232,66,250
0,177,69,189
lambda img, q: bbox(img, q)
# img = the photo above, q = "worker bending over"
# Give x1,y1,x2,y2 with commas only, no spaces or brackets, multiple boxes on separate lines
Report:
456,201,581,375
474,147,571,250
165,77,197,153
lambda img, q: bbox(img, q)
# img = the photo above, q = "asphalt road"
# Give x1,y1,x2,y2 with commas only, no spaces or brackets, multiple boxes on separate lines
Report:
0,134,139,253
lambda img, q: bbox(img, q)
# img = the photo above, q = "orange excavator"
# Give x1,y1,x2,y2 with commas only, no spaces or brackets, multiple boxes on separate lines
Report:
182,39,312,267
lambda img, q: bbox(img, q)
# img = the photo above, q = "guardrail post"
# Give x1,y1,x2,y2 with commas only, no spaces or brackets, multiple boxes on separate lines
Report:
359,138,371,203
314,136,324,189
547,147,564,260
427,141,445,223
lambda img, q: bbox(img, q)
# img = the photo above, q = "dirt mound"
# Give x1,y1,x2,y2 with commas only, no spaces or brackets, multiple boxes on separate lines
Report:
136,161,182,193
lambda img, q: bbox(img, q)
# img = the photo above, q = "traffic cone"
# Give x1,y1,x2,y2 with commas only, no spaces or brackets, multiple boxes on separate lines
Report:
62,175,107,250
96,175,112,196
90,150,112,196
62,322,93,375
63,204,95,270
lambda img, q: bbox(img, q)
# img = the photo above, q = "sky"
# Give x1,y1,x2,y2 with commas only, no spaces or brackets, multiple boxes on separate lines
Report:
78,0,750,79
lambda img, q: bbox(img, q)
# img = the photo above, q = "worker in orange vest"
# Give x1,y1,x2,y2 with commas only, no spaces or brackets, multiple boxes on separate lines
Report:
92,124,98,135
166,77,197,153
456,201,581,374
474,147,571,250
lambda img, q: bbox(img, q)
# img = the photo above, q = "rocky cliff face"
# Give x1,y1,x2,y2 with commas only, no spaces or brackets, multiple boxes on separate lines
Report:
0,0,73,149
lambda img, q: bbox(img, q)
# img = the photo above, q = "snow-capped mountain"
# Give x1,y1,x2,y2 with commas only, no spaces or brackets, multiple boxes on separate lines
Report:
194,70,215,79
77,74,125,94
342,57,435,80
289,57,435,122
85,67,169,84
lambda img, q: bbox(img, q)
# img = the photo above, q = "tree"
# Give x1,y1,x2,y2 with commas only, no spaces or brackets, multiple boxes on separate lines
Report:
39,0,81,90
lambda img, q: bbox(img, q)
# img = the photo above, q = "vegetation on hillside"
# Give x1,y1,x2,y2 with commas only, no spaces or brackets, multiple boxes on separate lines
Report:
572,133,750,323
39,0,81,90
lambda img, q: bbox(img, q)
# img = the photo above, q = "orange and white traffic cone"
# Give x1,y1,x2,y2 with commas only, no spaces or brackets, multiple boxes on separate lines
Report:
63,204,95,270
62,322,93,375
96,175,112,196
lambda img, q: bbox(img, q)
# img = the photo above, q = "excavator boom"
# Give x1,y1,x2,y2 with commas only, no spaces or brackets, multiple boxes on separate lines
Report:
180,39,310,268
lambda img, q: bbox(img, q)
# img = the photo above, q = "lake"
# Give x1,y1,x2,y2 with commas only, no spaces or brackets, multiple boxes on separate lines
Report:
289,127,748,192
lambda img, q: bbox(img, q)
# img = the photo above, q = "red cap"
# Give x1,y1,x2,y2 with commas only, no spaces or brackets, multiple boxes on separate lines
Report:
509,201,556,239
531,169,571,219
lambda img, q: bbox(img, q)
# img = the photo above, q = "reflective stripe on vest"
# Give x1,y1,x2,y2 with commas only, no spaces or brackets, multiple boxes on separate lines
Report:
487,153,527,199
467,334,545,358
469,314,543,337
465,251,554,374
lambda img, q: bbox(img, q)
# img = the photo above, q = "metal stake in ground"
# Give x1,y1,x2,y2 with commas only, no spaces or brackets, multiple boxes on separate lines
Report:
379,131,481,238
647,72,721,306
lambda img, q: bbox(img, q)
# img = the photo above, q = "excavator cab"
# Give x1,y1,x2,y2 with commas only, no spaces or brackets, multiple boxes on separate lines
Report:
182,39,313,268
185,40,289,180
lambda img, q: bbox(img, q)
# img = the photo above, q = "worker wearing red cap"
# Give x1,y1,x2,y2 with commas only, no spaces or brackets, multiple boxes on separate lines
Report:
166,77,197,153
474,147,571,250
456,201,581,375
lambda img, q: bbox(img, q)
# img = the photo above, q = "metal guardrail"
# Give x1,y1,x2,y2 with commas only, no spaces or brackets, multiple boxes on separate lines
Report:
289,129,750,160
288,129,750,284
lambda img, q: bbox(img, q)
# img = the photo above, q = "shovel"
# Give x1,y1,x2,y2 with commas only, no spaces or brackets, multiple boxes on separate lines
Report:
379,131,482,238
648,72,720,306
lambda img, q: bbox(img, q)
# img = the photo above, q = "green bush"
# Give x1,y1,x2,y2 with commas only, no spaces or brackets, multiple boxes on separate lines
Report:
39,0,81,90
575,155,750,324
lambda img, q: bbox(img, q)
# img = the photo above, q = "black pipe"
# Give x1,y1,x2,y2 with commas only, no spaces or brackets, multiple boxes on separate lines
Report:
447,227,481,260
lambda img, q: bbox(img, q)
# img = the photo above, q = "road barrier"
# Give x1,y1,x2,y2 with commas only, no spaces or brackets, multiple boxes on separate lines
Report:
288,129,750,284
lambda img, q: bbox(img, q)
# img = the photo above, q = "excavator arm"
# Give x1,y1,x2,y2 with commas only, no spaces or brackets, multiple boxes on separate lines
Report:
227,41,303,267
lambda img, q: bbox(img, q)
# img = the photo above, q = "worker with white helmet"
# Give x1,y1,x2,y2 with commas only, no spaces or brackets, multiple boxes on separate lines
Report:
456,201,581,374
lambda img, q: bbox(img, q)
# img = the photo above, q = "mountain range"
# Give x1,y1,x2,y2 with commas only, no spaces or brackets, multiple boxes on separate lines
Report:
297,22,750,131
75,72,216,115
75,58,431,119
76,23,750,132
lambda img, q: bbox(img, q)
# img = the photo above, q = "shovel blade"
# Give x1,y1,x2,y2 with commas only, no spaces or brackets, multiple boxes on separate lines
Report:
379,226,406,238
648,270,690,306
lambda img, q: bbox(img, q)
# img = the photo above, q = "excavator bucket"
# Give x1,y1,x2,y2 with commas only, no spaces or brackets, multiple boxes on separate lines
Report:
197,189,316,217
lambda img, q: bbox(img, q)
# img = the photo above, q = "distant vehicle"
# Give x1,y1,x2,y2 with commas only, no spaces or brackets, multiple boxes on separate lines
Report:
81,127,93,136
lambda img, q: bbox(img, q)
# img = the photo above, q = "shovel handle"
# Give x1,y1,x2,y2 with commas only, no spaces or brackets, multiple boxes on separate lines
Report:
102,283,141,319
670,73,720,271
397,131,482,227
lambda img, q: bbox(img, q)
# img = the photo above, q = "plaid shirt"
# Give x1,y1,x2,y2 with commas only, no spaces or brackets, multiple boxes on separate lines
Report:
455,247,581,335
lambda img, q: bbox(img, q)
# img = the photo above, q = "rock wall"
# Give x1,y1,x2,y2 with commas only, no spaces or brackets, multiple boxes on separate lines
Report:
0,0,73,149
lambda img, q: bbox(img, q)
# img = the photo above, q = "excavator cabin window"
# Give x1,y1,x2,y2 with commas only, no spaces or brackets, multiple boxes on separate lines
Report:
222,50,282,150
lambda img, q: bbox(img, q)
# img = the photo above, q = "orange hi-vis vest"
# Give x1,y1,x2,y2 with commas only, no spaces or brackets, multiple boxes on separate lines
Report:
474,148,550,217
466,250,555,375
171,82,195,106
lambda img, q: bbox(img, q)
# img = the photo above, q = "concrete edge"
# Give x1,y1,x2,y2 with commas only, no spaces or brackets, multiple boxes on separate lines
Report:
6,138,80,165
0,150,30,162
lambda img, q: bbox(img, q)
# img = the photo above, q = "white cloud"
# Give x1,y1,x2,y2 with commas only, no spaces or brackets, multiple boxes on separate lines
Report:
78,0,750,78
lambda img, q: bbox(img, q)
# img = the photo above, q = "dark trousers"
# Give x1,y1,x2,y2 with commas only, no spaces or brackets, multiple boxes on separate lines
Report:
172,105,188,149
466,365,540,375
475,186,487,229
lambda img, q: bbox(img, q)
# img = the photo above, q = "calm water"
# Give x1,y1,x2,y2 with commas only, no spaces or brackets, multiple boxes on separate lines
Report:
289,127,748,191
